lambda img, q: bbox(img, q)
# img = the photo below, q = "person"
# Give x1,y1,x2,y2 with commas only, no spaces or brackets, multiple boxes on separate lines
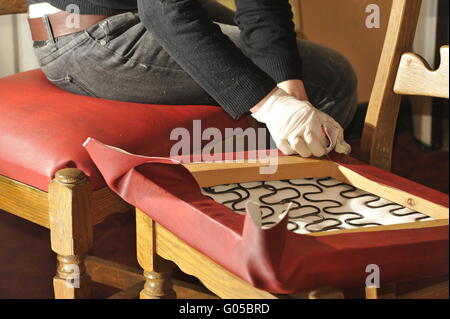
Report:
27,0,358,157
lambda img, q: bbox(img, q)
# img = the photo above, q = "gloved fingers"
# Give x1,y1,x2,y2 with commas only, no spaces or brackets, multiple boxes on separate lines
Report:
335,130,352,155
277,139,296,155
335,141,352,155
303,131,327,157
288,133,312,158
319,115,351,154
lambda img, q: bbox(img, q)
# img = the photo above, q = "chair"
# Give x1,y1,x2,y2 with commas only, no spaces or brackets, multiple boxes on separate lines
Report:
0,0,248,298
129,0,449,299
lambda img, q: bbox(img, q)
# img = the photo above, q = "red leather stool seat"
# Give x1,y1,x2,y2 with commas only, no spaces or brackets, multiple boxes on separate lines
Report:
0,70,247,191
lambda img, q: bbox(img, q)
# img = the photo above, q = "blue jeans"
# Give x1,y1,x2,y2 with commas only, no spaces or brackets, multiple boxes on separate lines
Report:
33,7,358,128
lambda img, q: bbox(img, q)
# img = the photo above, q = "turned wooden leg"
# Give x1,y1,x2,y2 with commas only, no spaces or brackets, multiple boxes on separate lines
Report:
49,168,93,299
136,209,176,299
366,284,396,299
365,286,378,299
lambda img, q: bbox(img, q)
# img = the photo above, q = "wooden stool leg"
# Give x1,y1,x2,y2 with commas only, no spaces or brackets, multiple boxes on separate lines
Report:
49,168,93,299
366,284,397,299
365,286,379,299
136,209,176,299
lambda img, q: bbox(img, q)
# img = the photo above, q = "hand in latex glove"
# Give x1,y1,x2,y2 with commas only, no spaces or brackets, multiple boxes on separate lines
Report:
251,89,351,157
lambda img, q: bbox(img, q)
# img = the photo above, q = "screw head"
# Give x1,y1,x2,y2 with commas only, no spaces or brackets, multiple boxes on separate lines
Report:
407,198,416,206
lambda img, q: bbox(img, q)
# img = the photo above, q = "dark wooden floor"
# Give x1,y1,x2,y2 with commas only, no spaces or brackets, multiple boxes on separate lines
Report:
0,133,448,298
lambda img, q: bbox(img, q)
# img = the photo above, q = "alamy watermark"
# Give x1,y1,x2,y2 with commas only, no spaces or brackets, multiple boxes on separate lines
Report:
366,4,381,29
65,4,81,29
170,120,279,174
365,264,381,289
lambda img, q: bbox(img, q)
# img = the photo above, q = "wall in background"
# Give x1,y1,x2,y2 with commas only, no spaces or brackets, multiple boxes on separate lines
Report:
411,0,439,147
300,0,391,103
0,13,38,78
0,15,17,77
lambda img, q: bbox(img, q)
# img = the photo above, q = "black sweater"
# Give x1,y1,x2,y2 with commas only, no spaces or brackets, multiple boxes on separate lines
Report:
28,0,302,119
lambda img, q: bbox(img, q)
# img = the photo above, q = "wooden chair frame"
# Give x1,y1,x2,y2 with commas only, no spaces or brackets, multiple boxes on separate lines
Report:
1,0,448,299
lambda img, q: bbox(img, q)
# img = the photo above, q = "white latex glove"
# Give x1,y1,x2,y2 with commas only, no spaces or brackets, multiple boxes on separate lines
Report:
251,89,351,157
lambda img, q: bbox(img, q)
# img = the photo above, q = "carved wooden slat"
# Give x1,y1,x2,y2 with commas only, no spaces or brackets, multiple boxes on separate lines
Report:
394,46,449,99
0,0,27,15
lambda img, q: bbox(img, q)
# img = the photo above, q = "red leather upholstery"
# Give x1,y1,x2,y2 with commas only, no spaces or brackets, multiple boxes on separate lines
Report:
0,70,248,191
85,138,449,294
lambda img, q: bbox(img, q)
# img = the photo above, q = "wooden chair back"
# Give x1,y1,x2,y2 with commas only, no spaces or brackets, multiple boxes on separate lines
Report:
0,0,27,15
361,0,449,171
394,45,449,99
